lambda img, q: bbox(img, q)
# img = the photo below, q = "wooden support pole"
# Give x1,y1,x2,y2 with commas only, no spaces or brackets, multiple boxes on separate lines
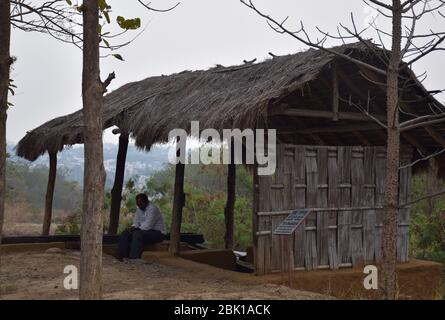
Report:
287,236,294,288
224,141,236,249
42,151,57,235
252,133,260,274
280,236,285,284
169,138,185,256
108,131,129,235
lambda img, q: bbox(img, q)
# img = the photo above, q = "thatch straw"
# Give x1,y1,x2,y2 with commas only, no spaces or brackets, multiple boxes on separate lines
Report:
16,42,443,161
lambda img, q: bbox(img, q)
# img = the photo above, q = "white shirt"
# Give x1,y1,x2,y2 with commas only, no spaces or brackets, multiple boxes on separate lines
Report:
132,203,166,234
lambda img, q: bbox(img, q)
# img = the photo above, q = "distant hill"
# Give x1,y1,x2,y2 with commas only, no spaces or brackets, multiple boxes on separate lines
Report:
7,143,170,189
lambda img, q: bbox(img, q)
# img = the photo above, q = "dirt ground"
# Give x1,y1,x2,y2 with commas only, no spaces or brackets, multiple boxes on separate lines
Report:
0,249,329,300
1,244,443,300
260,259,445,300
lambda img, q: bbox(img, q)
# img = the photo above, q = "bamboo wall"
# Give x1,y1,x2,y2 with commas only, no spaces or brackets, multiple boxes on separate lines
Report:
254,144,412,274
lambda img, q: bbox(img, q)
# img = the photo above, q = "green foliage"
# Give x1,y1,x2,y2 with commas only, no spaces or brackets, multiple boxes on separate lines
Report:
67,0,141,59
410,173,445,264
55,209,81,235
116,16,141,30
112,54,124,61
6,160,82,212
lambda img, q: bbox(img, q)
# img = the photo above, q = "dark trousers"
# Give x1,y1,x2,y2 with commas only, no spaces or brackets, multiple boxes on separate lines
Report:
118,229,163,259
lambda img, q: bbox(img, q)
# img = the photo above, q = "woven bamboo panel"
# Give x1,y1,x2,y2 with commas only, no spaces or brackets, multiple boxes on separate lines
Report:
254,144,412,274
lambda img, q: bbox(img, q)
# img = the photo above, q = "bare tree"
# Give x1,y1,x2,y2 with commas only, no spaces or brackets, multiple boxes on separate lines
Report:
0,0,12,242
241,0,445,299
78,0,177,299
0,0,84,238
78,0,107,300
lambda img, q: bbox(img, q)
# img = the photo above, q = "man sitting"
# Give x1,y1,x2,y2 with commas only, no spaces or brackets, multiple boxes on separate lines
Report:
118,193,166,260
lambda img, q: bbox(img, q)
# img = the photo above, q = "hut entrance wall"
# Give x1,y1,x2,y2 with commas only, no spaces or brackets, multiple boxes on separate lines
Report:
254,144,412,274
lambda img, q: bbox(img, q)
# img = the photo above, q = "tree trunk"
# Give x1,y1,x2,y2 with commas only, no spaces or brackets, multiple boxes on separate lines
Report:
224,142,236,249
108,131,129,235
80,0,106,300
42,151,57,235
0,0,11,239
169,159,185,256
381,0,402,300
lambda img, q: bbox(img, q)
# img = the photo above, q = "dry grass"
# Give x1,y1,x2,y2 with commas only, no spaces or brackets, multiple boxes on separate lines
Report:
3,201,70,236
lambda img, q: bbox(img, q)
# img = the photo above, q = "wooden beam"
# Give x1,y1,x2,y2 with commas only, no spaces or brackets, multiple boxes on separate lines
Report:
271,108,385,122
424,126,445,147
291,123,381,134
108,131,129,235
169,137,186,256
224,141,236,249
42,151,57,236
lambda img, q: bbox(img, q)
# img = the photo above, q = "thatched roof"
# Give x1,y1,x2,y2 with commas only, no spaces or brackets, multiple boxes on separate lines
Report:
16,42,445,161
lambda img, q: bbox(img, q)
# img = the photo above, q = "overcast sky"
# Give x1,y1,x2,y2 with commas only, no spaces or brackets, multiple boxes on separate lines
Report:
7,0,445,145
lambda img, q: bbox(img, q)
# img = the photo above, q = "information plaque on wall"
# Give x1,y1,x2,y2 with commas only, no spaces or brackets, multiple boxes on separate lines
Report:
273,208,312,235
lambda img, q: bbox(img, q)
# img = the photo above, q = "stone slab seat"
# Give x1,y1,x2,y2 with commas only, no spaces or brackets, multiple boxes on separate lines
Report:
179,249,237,271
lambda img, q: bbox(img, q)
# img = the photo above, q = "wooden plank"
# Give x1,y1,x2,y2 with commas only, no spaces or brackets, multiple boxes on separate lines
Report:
283,145,295,210
252,160,260,274
351,147,365,266
287,236,295,288
337,146,352,264
257,168,271,274
398,148,412,262
293,146,306,268
271,144,285,271
317,148,329,267
305,147,318,270
257,215,271,274
374,147,386,262
327,147,339,269
363,147,376,263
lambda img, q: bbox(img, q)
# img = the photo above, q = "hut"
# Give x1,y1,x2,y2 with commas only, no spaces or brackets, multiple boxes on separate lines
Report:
16,42,445,274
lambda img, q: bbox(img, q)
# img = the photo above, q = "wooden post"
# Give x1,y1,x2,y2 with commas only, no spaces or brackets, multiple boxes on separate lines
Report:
42,151,57,235
224,141,236,249
280,236,285,284
169,137,185,256
108,131,129,234
280,235,294,287
287,236,294,288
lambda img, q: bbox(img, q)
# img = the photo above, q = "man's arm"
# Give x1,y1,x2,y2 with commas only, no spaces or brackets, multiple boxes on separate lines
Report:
131,209,141,229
